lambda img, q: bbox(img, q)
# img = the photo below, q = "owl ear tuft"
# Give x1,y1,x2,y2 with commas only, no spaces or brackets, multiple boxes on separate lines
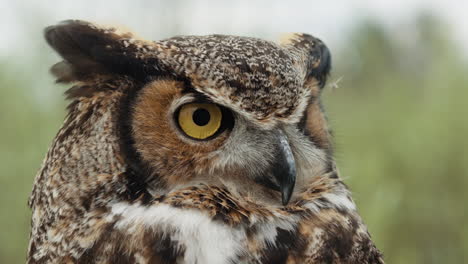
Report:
45,20,164,82
279,33,331,88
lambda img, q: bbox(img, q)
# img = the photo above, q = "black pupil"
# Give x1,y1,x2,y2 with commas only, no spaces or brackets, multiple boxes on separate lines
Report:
192,108,211,126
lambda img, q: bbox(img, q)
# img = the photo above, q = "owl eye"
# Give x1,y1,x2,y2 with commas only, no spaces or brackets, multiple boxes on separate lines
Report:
177,103,224,140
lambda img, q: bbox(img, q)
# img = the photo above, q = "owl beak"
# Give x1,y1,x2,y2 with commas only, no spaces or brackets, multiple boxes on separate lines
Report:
273,130,297,206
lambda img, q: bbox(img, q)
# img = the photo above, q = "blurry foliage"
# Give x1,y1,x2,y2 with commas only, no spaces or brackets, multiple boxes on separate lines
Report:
0,13,466,263
0,52,67,263
325,14,468,263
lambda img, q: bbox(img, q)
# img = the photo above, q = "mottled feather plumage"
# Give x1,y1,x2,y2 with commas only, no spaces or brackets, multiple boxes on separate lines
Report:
28,20,383,263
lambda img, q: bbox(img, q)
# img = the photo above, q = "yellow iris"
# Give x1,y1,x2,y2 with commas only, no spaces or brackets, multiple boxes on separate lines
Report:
178,103,222,139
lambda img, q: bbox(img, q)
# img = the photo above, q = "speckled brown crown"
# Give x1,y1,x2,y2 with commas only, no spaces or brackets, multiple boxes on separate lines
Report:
46,20,331,125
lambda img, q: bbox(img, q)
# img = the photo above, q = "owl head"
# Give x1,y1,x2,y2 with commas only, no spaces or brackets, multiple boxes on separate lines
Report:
46,20,332,206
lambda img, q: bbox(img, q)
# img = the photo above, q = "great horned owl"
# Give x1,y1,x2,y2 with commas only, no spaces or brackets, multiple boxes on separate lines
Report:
28,20,383,263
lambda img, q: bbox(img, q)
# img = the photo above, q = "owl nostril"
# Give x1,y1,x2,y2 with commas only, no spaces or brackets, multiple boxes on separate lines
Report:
193,108,211,126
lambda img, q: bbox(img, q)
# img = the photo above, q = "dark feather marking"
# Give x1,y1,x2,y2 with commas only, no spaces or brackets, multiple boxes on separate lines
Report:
45,20,168,82
117,78,165,195
144,231,185,264
259,227,303,264
289,34,332,88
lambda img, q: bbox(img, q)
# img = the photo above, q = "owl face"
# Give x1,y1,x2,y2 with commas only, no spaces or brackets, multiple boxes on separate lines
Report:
46,20,332,206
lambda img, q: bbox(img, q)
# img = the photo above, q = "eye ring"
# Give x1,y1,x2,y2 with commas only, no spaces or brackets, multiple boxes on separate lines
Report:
175,103,233,140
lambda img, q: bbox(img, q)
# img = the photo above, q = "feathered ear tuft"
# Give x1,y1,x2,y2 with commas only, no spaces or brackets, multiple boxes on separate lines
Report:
45,20,164,82
279,33,331,88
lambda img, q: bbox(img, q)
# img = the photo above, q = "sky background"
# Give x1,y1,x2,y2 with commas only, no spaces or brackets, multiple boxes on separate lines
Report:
1,0,468,58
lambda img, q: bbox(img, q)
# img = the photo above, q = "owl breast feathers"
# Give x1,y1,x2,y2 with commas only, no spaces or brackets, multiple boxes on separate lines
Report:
28,20,384,263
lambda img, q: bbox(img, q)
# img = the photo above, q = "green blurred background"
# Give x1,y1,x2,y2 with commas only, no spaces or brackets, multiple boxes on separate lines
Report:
1,1,467,263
